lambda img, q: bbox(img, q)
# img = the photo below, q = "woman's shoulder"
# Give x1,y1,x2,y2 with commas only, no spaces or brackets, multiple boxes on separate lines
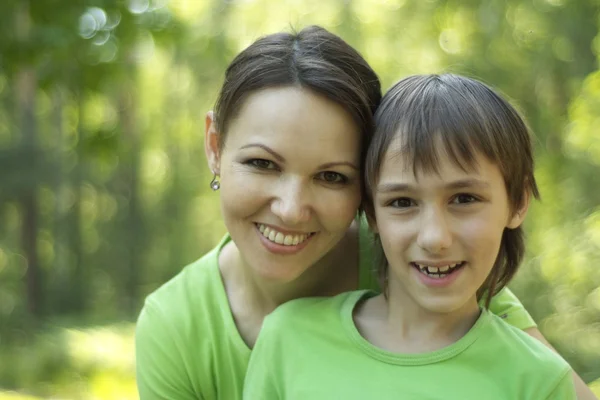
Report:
139,236,230,334
145,253,217,305
135,236,243,400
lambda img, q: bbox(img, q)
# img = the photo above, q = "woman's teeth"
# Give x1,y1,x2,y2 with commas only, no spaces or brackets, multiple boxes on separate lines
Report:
414,262,464,279
258,224,311,246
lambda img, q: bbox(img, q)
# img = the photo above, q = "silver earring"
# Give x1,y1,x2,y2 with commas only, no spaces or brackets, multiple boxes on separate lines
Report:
210,173,220,191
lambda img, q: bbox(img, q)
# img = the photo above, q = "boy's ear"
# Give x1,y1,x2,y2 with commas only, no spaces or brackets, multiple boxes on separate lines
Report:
507,189,531,229
204,111,221,175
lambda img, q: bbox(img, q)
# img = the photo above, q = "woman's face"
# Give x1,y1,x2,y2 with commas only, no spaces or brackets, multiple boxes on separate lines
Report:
206,87,362,282
372,140,527,314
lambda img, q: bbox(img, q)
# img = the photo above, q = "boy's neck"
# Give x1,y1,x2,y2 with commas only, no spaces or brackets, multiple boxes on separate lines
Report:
354,287,481,354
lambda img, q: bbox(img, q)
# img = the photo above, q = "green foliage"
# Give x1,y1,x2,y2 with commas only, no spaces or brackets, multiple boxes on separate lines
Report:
0,323,136,398
1,0,599,395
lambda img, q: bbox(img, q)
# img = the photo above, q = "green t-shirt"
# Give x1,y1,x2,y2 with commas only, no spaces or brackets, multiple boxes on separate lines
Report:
136,219,536,399
244,290,575,400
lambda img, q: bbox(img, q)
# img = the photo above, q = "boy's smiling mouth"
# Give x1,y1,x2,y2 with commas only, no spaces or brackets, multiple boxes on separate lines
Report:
411,261,466,279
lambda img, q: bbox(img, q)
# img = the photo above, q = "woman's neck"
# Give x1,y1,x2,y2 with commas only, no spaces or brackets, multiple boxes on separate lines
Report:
222,244,337,313
219,220,359,347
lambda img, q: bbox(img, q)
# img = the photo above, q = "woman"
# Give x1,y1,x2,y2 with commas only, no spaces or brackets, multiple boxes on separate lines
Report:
135,26,595,400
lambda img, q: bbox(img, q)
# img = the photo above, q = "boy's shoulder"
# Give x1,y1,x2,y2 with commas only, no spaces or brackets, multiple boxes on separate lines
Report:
484,312,571,379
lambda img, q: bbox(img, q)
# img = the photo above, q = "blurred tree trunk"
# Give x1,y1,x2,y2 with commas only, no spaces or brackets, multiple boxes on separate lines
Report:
16,1,41,317
51,86,70,312
164,71,184,279
18,71,40,317
69,85,85,313
120,65,142,316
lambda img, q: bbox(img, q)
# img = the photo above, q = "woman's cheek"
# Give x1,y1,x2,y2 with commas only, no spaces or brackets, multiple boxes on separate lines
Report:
324,187,361,224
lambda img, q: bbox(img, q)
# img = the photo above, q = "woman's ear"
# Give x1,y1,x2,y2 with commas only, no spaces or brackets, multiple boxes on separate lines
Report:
205,111,221,175
507,189,531,229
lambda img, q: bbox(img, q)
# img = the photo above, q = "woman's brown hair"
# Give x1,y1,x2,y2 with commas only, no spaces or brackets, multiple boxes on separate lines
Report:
213,26,382,183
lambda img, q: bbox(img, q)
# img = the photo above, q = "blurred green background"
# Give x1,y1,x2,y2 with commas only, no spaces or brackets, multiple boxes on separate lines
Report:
1,0,600,398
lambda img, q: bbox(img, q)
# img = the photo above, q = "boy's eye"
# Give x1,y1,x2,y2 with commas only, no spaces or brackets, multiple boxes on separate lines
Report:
317,171,348,184
452,194,478,204
247,159,276,170
390,198,415,208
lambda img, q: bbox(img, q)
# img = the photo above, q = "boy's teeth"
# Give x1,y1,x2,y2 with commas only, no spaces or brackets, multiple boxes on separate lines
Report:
258,224,310,247
416,262,462,277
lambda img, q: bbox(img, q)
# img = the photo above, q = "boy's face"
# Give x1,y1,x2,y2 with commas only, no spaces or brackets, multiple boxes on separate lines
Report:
371,138,526,314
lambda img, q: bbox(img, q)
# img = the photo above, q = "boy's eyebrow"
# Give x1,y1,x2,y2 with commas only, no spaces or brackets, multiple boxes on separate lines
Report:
446,179,491,190
377,183,412,193
377,178,490,193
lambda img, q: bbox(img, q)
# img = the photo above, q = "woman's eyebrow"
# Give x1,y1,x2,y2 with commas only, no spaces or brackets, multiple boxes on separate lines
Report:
240,143,358,171
319,161,359,171
239,143,284,162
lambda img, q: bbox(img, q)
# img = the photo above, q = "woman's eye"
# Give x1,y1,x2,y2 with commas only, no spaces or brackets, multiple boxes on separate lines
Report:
453,193,478,204
317,171,347,184
247,159,276,170
390,198,414,208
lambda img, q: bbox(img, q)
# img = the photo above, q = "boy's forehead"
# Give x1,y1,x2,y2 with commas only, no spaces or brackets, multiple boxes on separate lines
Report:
381,135,483,177
382,138,409,166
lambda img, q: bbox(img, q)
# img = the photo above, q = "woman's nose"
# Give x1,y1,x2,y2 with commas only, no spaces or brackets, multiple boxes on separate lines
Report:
270,178,311,225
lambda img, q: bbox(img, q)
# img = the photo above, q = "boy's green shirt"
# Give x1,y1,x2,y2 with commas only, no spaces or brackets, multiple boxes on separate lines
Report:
244,290,574,399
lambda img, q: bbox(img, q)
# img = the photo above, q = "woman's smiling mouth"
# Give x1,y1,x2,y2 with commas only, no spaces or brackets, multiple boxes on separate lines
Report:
255,223,317,253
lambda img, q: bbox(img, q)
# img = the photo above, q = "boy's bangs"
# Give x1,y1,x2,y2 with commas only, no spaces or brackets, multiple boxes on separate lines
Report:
393,91,494,179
